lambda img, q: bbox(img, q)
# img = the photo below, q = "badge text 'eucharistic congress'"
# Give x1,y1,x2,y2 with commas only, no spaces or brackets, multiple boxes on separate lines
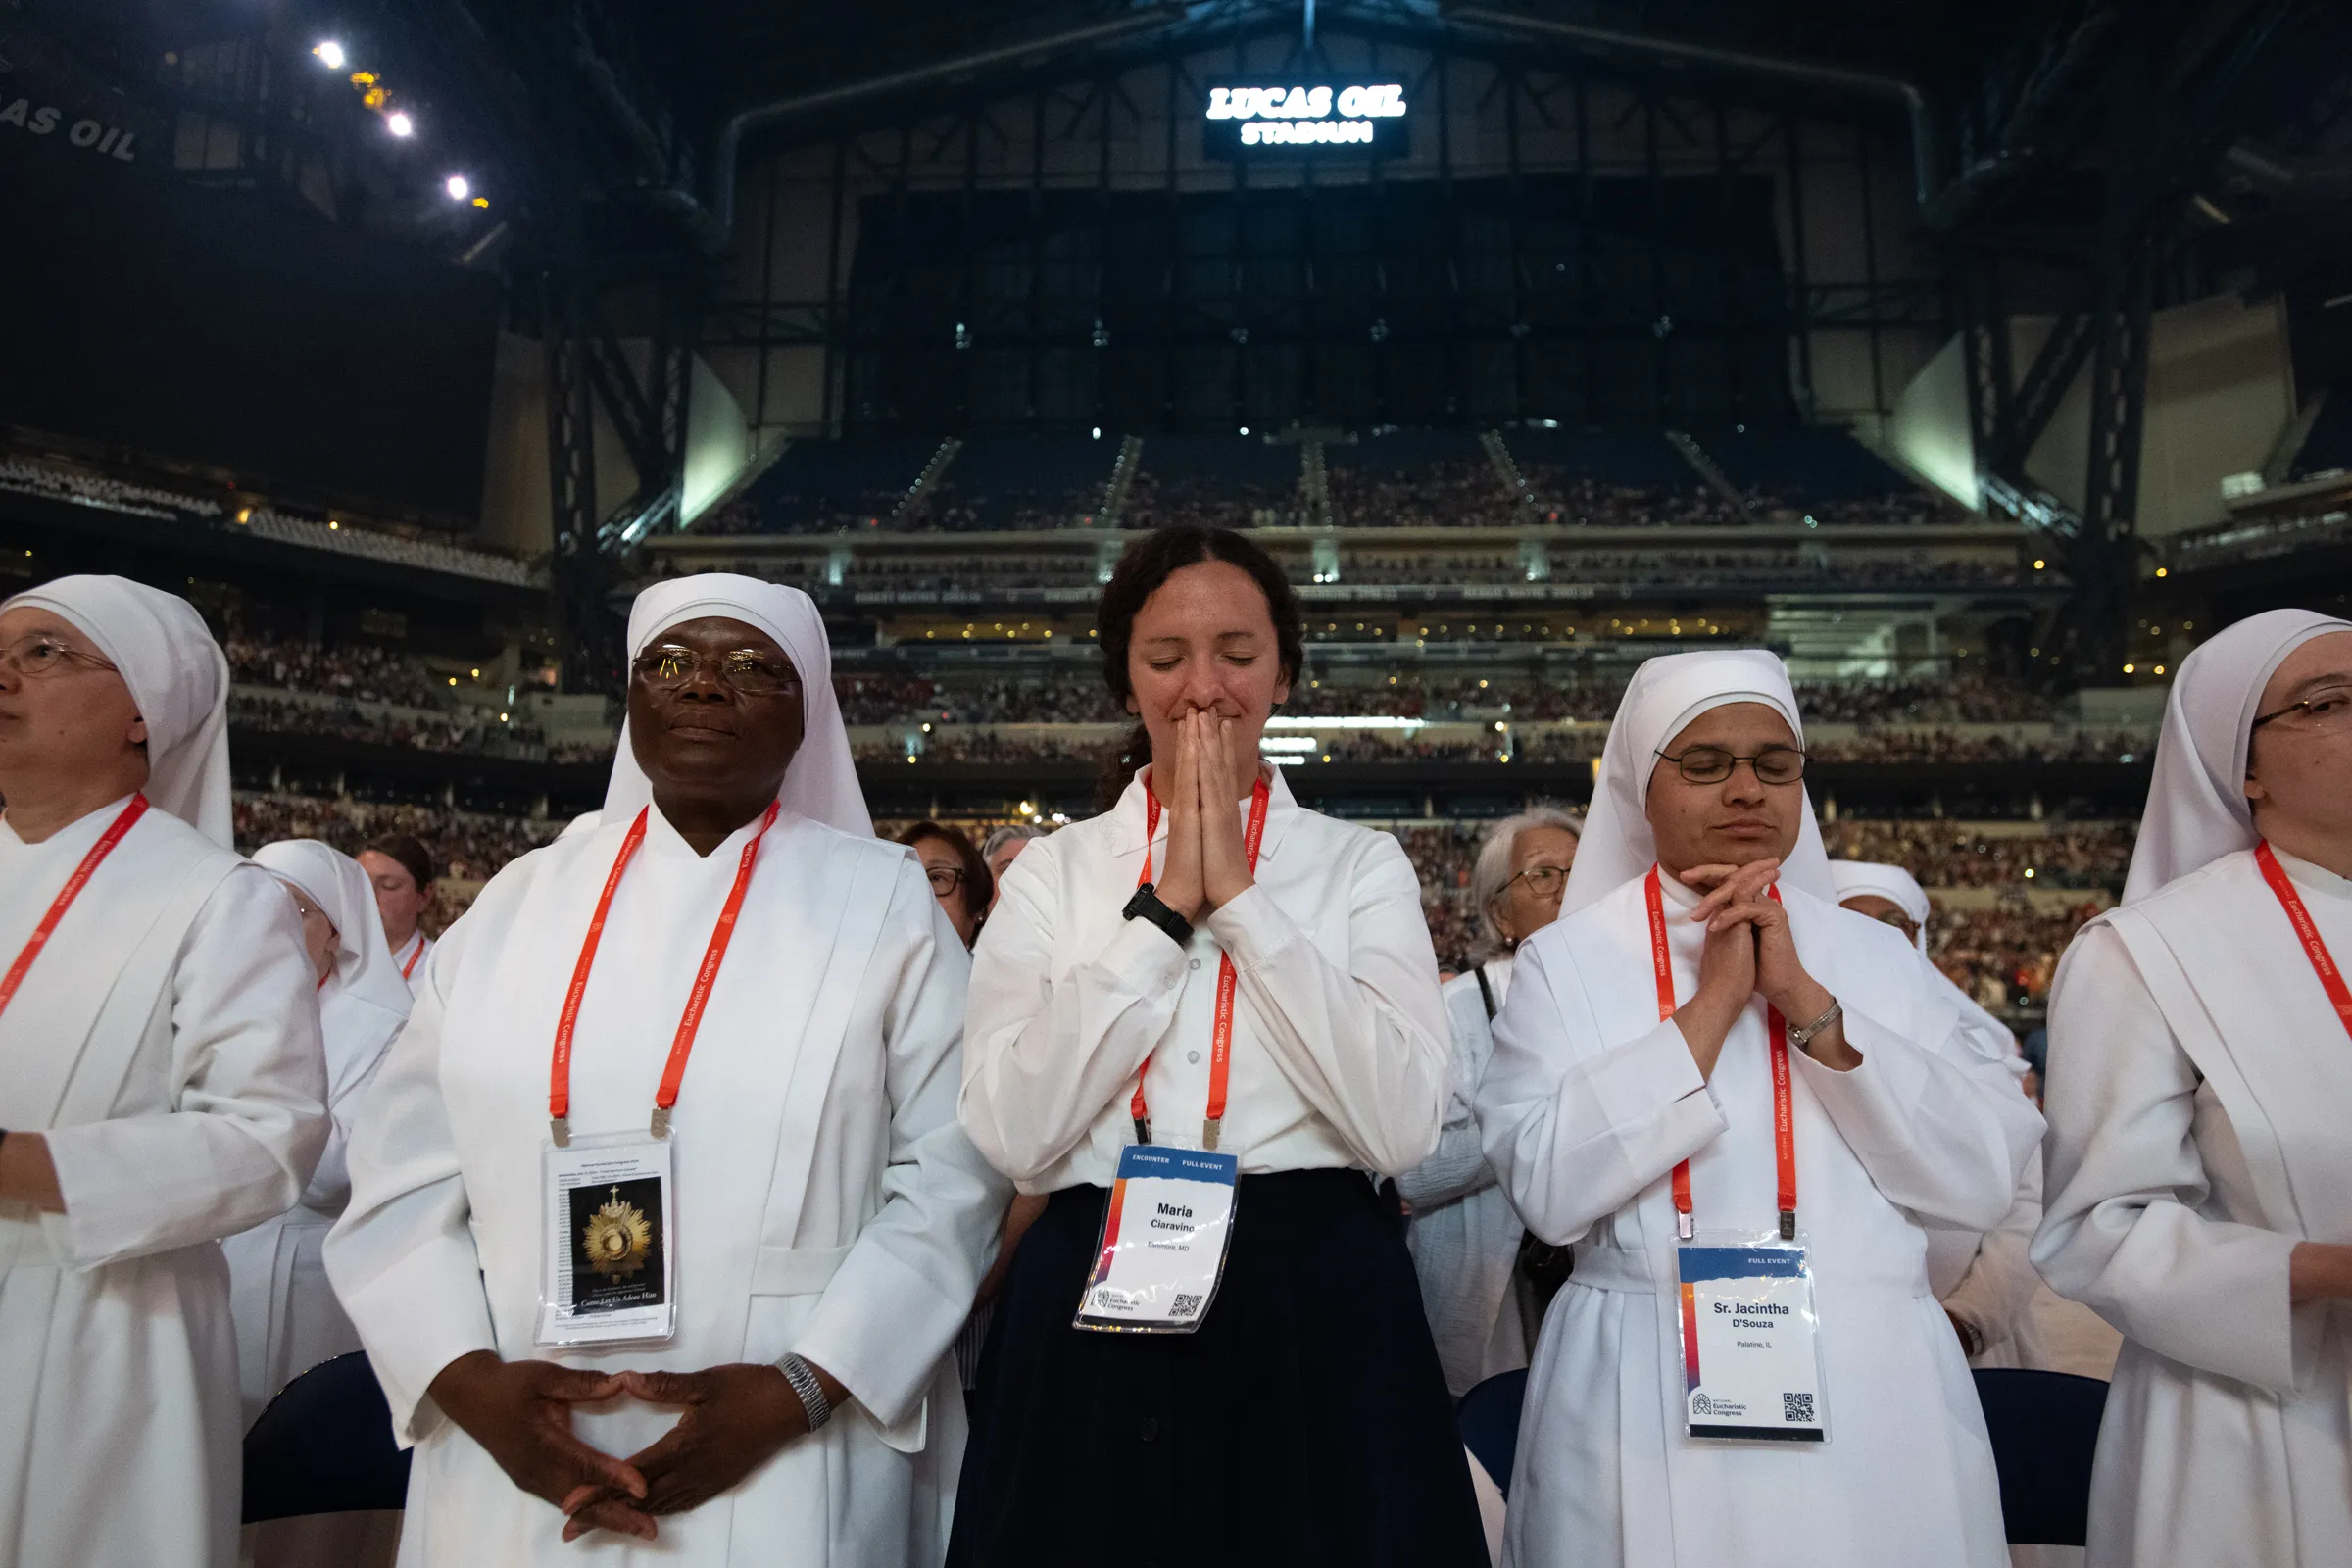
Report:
1202,81,1409,158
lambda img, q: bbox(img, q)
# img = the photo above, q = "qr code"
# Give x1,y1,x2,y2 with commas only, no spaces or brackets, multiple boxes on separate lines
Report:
1171,1293,1204,1318
1783,1392,1816,1424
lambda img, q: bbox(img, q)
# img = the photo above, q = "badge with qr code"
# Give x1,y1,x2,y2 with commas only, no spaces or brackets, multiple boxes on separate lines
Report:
1676,1236,1829,1442
1073,1144,1240,1335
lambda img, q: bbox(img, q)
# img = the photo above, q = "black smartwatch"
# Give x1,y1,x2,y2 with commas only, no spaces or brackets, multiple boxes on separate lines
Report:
1122,882,1195,949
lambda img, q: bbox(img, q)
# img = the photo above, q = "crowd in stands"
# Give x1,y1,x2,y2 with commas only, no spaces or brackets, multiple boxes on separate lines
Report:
1520,470,1747,528
0,454,221,522
225,632,463,710
230,793,565,932
1823,819,2135,891
1931,903,2103,1011
1328,462,1519,529
228,693,553,758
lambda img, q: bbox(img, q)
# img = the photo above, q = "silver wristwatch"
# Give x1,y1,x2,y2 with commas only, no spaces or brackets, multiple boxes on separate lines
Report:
1786,998,1843,1049
778,1352,832,1433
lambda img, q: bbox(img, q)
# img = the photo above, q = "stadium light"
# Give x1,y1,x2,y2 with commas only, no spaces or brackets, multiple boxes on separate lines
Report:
387,111,415,138
445,174,471,201
314,40,346,69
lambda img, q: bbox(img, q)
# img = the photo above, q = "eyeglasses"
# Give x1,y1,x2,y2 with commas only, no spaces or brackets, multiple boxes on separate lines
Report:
2251,684,2352,735
1863,908,1920,937
632,645,801,697
1653,744,1807,786
924,865,968,896
1499,863,1572,903
0,632,118,681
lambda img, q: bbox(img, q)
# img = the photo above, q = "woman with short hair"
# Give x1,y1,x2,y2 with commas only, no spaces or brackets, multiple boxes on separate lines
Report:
953,526,1484,1565
900,820,992,949
2034,609,2352,1567
1399,805,1580,1397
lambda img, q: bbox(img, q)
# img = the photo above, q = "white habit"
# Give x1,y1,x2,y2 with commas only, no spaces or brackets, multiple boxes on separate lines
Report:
1399,956,1533,1396
327,575,1007,1567
0,575,328,1568
226,838,413,1423
2034,608,2352,1568
1475,650,2041,1568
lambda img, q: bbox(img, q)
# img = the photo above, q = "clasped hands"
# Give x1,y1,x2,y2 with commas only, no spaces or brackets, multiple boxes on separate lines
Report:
1151,708,1258,925
1671,858,1858,1077
426,1350,837,1544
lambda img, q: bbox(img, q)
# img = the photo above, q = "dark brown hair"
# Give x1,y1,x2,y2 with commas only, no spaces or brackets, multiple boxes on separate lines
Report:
364,832,435,890
1092,526,1304,812
896,820,992,925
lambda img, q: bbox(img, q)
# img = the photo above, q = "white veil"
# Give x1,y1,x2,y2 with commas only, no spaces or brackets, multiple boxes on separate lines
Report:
602,574,870,838
1561,648,1837,915
2122,608,2352,904
4,574,235,845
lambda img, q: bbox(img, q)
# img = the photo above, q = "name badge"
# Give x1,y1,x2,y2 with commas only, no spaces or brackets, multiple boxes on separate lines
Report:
1676,1236,1828,1442
1073,1144,1240,1334
537,1132,678,1348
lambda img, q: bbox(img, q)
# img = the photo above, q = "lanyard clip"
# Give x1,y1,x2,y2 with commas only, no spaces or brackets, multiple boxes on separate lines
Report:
1676,1211,1694,1242
650,1106,672,1140
1779,1209,1796,1242
550,1116,570,1149
1201,1116,1222,1152
1133,1115,1152,1147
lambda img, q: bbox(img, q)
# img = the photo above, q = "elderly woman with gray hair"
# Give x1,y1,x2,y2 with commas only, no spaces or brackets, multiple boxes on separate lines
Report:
1397,806,1582,1397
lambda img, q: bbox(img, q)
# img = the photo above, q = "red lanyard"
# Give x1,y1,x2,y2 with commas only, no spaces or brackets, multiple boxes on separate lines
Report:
399,933,428,981
1646,866,1797,1242
2254,841,2352,1042
1132,772,1271,1151
549,801,780,1145
0,794,148,1024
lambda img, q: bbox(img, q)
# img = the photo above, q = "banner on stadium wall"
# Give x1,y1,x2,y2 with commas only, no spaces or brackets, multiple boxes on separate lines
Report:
1202,79,1409,160
0,18,166,172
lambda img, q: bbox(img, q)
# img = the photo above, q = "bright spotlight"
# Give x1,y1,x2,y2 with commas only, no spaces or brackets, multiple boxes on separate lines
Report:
444,174,470,201
386,111,415,138
314,40,346,69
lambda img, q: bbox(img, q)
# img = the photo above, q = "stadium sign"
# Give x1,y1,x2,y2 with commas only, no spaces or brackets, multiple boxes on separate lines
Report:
1202,80,1408,159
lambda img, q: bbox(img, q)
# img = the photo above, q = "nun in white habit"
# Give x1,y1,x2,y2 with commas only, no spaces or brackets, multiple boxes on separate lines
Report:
1474,649,2041,1568
0,575,328,1568
2034,608,2352,1568
227,838,413,1423
327,573,1007,1566
1827,859,2044,1370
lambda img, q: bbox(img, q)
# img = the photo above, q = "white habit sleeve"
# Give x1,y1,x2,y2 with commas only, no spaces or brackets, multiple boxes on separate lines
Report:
790,859,1012,1429
1201,833,1450,1176
42,864,328,1270
959,840,1189,1183
1937,1152,2044,1352
1789,989,2041,1235
2033,925,2307,1392
326,916,500,1444
1474,936,1726,1247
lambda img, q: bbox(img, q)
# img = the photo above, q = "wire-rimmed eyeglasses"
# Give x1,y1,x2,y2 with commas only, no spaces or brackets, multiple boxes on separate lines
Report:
1653,744,1808,785
631,645,802,698
0,632,119,680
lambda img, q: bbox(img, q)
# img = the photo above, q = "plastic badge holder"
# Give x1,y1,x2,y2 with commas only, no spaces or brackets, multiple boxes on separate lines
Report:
1073,1145,1241,1334
1675,1229,1830,1443
537,1129,679,1348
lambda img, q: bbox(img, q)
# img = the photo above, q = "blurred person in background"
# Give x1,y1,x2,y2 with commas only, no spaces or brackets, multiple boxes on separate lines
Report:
1399,805,1581,1397
1829,860,2049,1372
360,831,437,992
227,839,413,1423
902,821,992,949
980,824,1045,913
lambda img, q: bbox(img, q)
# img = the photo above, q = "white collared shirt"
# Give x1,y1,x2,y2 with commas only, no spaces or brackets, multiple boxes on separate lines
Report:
959,765,1452,1190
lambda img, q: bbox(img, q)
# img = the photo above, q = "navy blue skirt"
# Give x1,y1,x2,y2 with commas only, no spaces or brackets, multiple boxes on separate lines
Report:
948,1167,1488,1568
